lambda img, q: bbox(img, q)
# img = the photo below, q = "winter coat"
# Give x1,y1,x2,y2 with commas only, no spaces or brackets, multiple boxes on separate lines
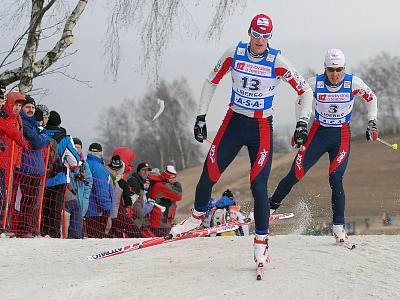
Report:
65,160,93,217
126,172,149,228
19,111,49,175
85,154,113,217
0,95,27,170
45,125,80,187
148,174,182,229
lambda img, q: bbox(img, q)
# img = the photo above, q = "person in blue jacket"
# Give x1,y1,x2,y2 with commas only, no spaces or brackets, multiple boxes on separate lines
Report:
14,96,49,237
85,142,113,238
64,137,93,239
42,110,80,238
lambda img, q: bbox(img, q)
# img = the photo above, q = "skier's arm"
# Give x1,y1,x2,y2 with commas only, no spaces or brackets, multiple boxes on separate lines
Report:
197,47,235,115
352,76,378,121
275,54,313,124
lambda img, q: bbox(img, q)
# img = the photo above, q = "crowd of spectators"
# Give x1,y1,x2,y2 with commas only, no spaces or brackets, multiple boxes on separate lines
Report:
0,82,183,239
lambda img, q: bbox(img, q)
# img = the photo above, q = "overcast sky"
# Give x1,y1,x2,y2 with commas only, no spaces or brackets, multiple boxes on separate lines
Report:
3,0,400,148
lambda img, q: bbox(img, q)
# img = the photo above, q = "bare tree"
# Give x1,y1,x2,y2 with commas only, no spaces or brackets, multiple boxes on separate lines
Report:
98,78,202,170
0,0,88,93
352,52,400,135
105,0,246,81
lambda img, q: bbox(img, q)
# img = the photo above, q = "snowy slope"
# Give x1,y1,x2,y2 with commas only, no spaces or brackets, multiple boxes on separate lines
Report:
1,235,399,300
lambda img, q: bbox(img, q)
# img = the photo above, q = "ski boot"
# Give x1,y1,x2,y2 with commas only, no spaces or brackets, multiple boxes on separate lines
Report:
269,200,281,215
254,234,270,280
169,209,204,237
332,224,348,243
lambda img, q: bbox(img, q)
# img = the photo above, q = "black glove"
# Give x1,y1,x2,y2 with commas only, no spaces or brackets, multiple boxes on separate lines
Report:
293,121,308,148
194,114,207,143
366,119,378,141
0,140,6,152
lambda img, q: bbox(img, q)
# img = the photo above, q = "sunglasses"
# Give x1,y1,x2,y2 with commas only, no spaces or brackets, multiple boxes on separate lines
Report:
326,67,344,73
250,28,272,39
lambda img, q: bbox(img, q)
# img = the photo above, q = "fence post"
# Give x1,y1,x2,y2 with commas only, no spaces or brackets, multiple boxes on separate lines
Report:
2,141,15,230
37,144,50,233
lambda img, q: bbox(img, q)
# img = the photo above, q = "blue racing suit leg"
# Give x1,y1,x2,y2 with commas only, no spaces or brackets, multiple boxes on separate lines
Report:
270,121,329,206
245,116,273,234
328,124,351,225
194,110,243,212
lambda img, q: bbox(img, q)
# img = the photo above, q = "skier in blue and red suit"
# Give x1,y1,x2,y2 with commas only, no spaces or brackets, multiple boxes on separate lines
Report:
269,49,378,243
170,14,313,265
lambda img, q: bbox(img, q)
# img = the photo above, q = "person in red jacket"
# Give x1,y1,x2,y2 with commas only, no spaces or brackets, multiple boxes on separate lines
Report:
148,165,182,236
0,91,29,232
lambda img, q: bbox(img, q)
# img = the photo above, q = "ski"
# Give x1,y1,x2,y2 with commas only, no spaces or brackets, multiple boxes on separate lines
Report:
338,241,356,250
84,212,294,261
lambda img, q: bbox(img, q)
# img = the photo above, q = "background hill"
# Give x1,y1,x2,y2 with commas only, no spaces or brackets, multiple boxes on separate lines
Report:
176,135,400,235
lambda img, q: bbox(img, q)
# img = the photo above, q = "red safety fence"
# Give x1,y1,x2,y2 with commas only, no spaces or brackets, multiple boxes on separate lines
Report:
1,142,175,238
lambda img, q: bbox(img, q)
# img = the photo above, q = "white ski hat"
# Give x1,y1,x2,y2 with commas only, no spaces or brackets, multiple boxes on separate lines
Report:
324,49,345,68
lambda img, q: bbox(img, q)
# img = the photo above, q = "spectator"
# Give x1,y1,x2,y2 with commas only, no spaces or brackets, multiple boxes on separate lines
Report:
107,150,140,238
85,142,113,238
36,104,49,126
112,147,136,176
0,91,28,235
127,162,154,237
42,110,80,238
148,165,182,237
14,96,49,237
64,137,93,239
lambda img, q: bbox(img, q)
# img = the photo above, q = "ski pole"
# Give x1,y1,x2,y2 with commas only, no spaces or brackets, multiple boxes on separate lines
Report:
376,138,398,150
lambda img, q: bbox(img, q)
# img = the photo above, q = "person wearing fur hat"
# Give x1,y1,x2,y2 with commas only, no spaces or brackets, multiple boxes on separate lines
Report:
148,165,182,237
42,110,80,238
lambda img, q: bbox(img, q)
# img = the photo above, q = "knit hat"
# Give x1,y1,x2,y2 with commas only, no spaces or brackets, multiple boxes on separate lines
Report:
88,142,102,152
23,95,36,107
34,107,44,122
73,137,82,147
222,189,234,199
161,165,177,180
47,110,61,126
108,155,123,170
36,104,50,118
137,162,151,173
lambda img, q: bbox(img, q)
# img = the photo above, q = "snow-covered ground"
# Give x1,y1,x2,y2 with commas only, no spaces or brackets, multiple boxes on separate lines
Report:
1,235,399,300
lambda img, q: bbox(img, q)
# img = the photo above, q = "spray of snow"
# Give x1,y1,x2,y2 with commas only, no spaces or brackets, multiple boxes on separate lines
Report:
288,197,313,235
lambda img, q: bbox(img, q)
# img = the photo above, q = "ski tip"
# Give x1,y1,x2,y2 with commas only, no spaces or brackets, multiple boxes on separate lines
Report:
256,274,262,281
350,244,356,250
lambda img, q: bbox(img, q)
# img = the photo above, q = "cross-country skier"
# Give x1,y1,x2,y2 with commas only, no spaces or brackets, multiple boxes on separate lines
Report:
170,14,313,267
269,49,378,243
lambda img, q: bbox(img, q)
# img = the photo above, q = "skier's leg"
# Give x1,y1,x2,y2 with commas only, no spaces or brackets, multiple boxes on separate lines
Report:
246,116,273,235
194,110,243,212
245,116,273,264
270,121,327,209
328,124,351,228
170,110,243,236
